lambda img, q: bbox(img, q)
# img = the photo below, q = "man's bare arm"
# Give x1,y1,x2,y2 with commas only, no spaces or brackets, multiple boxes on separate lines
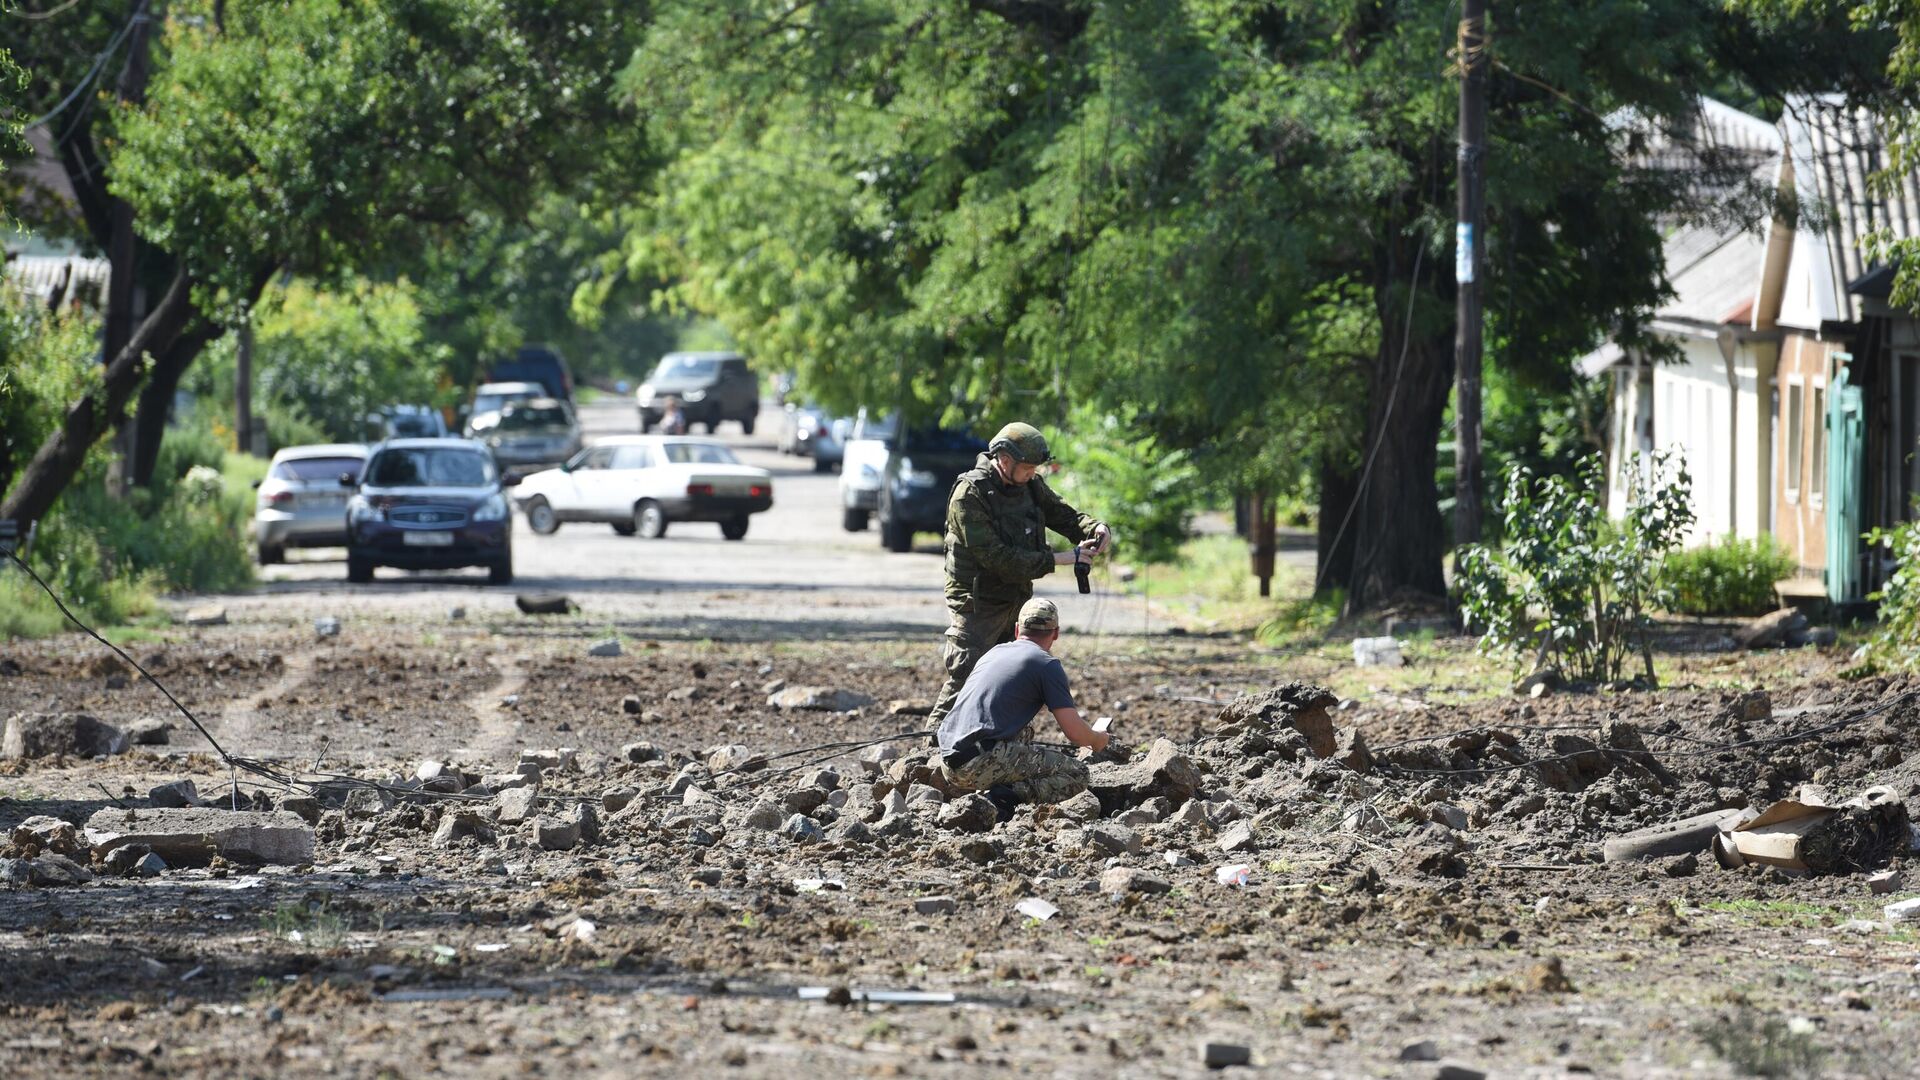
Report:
1053,706,1109,752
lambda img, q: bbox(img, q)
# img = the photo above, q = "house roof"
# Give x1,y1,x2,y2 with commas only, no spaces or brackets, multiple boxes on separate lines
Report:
1779,94,1920,326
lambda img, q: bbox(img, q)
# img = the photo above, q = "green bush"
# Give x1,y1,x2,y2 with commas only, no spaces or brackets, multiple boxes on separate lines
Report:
1868,519,1920,669
1661,536,1797,616
1049,404,1206,565
1456,454,1694,685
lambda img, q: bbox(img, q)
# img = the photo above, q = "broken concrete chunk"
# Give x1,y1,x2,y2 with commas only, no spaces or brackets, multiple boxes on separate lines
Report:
744,801,785,830
83,807,313,866
1213,684,1339,759
101,843,164,877
1216,821,1257,853
706,744,766,774
1351,636,1403,668
11,815,82,856
1870,870,1902,895
124,718,174,746
496,786,539,825
0,853,93,887
148,780,204,809
1198,1040,1251,1069
433,810,493,849
1088,737,1201,813
1427,803,1469,832
1056,790,1105,823
602,787,637,814
3,712,127,759
1100,867,1172,895
1085,823,1142,856
620,741,661,763
313,616,341,638
520,748,578,773
913,895,957,915
937,793,999,834
783,814,825,844
180,605,227,627
1736,608,1808,649
767,686,875,712
535,814,581,851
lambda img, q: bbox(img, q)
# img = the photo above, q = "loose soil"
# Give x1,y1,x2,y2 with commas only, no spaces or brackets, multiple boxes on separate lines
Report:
3,619,1918,1078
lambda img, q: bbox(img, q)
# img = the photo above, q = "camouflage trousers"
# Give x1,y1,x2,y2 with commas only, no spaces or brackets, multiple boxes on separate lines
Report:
925,601,1020,729
941,741,1089,806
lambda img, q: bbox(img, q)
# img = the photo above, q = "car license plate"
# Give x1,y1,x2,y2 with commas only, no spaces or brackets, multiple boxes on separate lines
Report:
403,530,455,547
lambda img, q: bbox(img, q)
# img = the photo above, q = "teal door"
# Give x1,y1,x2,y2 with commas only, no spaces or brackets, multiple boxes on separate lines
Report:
1826,363,1865,603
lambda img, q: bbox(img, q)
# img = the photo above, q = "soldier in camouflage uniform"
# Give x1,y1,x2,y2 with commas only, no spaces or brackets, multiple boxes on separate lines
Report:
936,598,1110,816
929,422,1111,729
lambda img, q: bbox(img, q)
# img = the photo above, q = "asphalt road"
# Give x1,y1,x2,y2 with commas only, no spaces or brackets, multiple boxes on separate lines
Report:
243,398,1161,642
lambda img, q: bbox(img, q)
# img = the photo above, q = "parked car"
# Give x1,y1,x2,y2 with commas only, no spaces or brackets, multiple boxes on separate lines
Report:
781,402,845,472
838,408,899,531
513,435,773,540
876,427,990,552
366,405,446,441
636,352,759,434
253,443,368,564
487,345,574,402
476,397,582,475
344,438,516,584
463,381,546,436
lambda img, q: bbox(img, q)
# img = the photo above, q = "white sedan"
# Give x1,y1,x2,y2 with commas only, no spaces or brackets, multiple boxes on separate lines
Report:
512,435,773,540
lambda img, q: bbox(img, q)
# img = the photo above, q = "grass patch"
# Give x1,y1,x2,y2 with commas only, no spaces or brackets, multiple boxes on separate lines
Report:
1697,1011,1827,1077
1120,533,1312,633
263,900,350,948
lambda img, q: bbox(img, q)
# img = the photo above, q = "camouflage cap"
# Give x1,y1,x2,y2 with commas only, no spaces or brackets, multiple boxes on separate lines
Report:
989,421,1052,465
1018,597,1060,633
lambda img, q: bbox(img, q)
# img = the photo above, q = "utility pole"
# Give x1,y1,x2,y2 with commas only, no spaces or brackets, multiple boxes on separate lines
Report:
235,318,255,456
1453,0,1488,549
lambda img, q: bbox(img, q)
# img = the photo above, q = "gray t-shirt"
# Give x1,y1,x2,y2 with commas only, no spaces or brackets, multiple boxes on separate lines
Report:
936,639,1076,752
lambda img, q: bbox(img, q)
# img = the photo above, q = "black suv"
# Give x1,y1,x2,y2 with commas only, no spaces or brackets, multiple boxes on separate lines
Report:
876,428,990,553
488,345,575,403
637,352,759,434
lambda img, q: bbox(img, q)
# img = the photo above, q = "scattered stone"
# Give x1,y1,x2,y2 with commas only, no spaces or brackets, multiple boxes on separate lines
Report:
83,807,313,865
914,895,957,916
0,854,92,887
1056,790,1105,823
937,793,999,834
1165,850,1197,868
280,796,321,825
767,686,875,711
12,815,82,856
621,695,643,715
1736,608,1808,649
515,593,575,615
802,768,842,791
1515,668,1563,698
3,712,127,759
342,788,393,819
762,678,787,695
666,685,706,703
707,745,767,773
1428,803,1469,831
1088,737,1202,812
888,699,933,716
744,801,785,830
1214,684,1339,759
1528,957,1576,993
1213,820,1256,853
496,787,539,825
1100,867,1172,895
779,788,826,816
124,718,174,746
180,605,227,627
1732,690,1772,723
689,867,723,886
414,760,447,783
682,785,719,807
621,741,661,763
148,780,204,809
313,616,341,638
520,748,577,773
1529,681,1553,700
1199,1040,1252,1069
1351,636,1403,668
433,810,493,848
536,814,582,851
1870,870,1902,895
1335,728,1372,773
480,770,537,794
783,814,826,844
1085,823,1142,856
1399,1040,1441,1062
102,843,164,877
447,605,467,620
602,787,637,813
906,784,946,808
1436,1066,1487,1080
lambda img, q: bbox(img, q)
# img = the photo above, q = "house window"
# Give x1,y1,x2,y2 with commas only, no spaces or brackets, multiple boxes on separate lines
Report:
1786,380,1804,503
1811,384,1826,504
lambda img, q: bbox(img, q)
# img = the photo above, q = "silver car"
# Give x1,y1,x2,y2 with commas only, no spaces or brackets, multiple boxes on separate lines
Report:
781,402,846,472
253,444,368,563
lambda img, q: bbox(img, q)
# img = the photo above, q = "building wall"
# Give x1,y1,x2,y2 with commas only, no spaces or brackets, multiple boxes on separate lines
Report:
1646,336,1775,544
1772,332,1839,574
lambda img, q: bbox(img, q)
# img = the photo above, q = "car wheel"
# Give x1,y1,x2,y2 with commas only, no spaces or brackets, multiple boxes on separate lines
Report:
812,457,830,474
488,558,514,585
636,500,669,539
525,496,560,535
347,555,374,584
257,542,284,565
611,520,637,536
638,411,652,433
842,507,869,532
741,414,756,436
720,515,749,541
881,506,913,553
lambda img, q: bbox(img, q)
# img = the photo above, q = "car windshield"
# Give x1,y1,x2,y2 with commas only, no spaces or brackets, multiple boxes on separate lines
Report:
653,356,720,379
906,428,988,454
388,414,440,437
659,442,740,465
364,448,495,488
473,392,533,415
860,413,900,440
499,406,570,431
274,456,363,482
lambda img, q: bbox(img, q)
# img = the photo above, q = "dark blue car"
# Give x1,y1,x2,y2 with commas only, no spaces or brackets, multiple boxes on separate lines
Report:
344,439,516,584
876,427,990,553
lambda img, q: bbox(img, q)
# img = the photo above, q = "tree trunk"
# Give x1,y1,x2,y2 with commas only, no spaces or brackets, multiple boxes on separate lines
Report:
1315,457,1358,599
0,269,196,530
127,320,225,488
1343,332,1454,610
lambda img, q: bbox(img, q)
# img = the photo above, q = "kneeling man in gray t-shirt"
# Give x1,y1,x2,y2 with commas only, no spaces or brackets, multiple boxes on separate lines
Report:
935,597,1111,819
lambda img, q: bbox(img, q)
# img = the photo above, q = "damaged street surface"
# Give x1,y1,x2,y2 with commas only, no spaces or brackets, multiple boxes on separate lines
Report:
6,607,1920,1077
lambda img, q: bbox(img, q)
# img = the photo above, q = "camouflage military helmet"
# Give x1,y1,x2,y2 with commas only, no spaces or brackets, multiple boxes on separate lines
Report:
989,422,1052,465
